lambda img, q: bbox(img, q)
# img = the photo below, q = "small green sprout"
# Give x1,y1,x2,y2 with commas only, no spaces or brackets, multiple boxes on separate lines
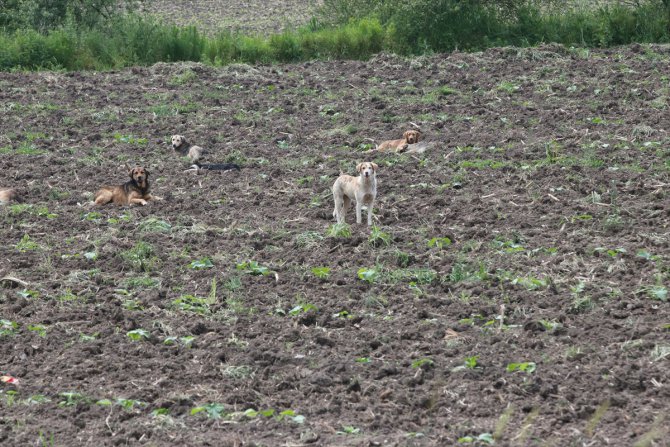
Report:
58,392,88,407
288,303,318,316
152,408,170,417
337,426,360,435
428,237,452,249
189,257,214,270
506,362,537,373
411,358,434,369
191,402,226,419
27,324,47,337
311,266,331,279
126,329,150,341
357,267,378,283
458,433,494,444
16,234,41,252
326,223,352,238
17,289,39,299
0,319,19,337
236,260,270,276
369,226,391,247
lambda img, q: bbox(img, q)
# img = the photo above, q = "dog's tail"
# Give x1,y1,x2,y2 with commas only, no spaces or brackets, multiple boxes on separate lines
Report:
194,163,241,172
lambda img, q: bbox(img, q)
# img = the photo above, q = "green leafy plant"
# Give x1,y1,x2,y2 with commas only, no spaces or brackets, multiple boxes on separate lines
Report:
126,329,150,341
288,303,318,316
411,358,434,369
458,433,494,444
27,324,47,337
164,335,196,347
333,310,353,319
0,319,19,337
172,295,211,315
152,408,170,417
506,362,537,373
138,218,172,233
116,398,146,411
16,234,41,252
121,299,144,311
644,285,668,302
326,223,352,238
113,133,147,145
463,355,479,369
189,257,214,270
337,426,361,435
191,402,226,419
428,237,452,249
17,289,39,299
236,260,270,276
357,267,378,283
120,241,156,272
311,266,331,279
58,392,88,407
369,226,391,247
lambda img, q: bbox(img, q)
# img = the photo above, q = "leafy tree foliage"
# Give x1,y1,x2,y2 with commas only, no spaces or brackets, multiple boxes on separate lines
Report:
0,0,146,32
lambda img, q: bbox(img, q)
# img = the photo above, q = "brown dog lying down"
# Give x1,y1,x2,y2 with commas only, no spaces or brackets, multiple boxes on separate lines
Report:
94,166,158,206
0,188,20,203
376,130,421,153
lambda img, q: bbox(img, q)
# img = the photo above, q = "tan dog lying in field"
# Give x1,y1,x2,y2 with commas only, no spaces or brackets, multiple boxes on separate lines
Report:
332,162,378,226
171,135,204,164
0,188,19,203
376,130,421,153
94,166,157,206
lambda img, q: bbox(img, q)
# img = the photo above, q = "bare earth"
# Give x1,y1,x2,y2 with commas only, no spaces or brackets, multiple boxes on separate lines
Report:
0,44,669,446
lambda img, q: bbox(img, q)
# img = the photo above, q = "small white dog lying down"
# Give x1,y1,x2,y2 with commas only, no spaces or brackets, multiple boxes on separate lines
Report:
171,135,204,164
332,162,378,226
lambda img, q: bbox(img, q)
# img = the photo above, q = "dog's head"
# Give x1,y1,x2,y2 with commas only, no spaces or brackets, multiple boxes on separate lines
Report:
403,130,420,145
357,162,378,179
171,135,186,150
128,166,149,188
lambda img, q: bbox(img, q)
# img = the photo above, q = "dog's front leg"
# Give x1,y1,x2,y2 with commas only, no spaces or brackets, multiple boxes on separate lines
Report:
355,200,362,224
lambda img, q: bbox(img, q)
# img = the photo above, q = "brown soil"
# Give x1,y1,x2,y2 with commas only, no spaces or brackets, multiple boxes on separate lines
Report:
1,44,669,446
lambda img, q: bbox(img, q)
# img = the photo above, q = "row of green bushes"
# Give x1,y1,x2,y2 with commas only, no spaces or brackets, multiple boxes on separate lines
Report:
1,0,669,71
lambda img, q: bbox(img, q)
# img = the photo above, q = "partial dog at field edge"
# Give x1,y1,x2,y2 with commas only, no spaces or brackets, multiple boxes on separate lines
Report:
0,188,20,204
376,130,421,153
171,135,204,164
332,162,378,226
93,166,159,206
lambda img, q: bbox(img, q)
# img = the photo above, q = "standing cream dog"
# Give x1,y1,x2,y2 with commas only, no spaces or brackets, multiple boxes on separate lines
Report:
332,162,378,226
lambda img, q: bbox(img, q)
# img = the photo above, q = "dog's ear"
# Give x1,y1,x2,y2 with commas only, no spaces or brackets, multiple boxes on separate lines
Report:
125,163,133,176
371,162,378,171
356,162,364,173
414,131,421,142
144,168,150,177
403,131,410,141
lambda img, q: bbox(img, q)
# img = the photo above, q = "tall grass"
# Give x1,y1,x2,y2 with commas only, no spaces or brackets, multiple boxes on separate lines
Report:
0,16,383,70
0,1,669,71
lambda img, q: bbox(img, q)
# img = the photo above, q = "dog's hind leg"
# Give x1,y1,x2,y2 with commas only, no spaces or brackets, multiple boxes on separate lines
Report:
355,198,363,225
94,190,113,206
